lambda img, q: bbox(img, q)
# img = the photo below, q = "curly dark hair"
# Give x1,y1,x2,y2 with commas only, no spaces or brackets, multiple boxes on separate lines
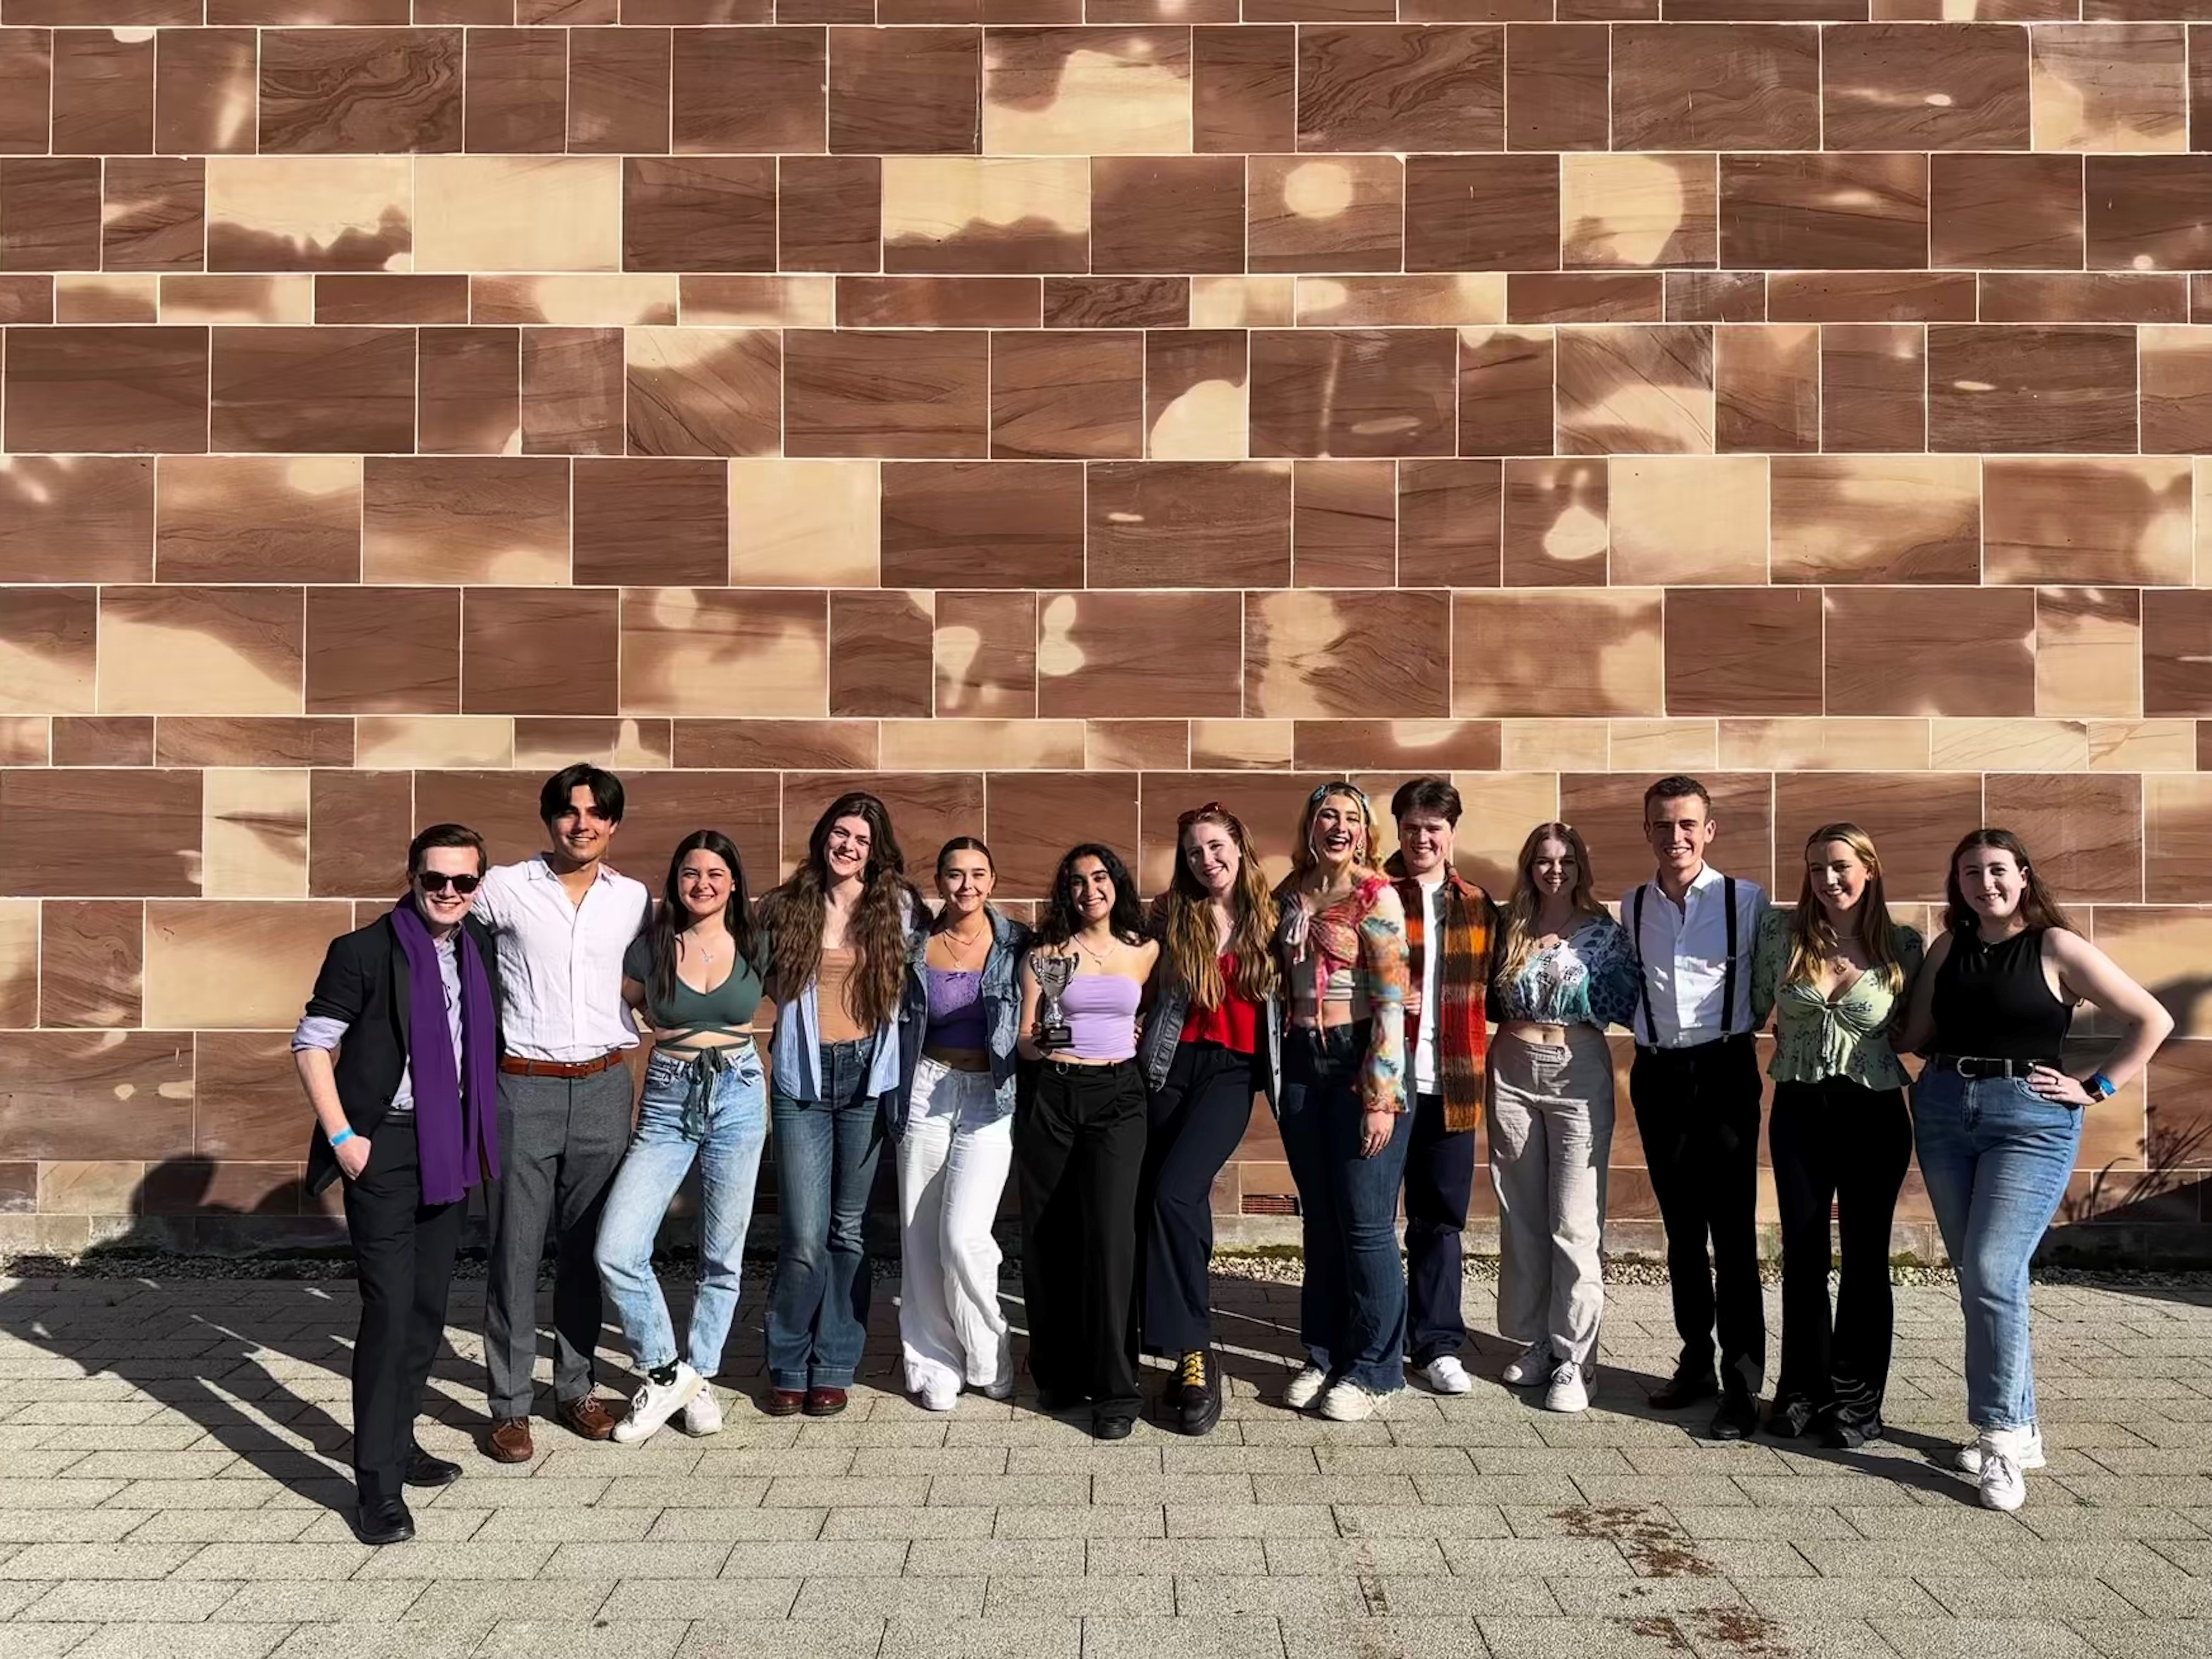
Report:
1040,843,1146,947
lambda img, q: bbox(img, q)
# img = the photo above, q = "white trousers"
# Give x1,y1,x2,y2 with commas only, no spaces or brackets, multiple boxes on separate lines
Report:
1489,1028,1615,1368
896,1058,1015,1401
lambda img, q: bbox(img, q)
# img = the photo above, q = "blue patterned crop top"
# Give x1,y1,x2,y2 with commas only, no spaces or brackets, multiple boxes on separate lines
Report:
1491,913,1641,1030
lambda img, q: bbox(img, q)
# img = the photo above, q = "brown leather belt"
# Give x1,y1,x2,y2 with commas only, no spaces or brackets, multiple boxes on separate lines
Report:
499,1051,625,1079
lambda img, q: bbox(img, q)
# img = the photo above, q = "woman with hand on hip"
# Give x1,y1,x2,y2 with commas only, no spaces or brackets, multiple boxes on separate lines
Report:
1274,781,1411,1425
595,831,769,1446
894,838,1030,1412
1894,827,2172,1511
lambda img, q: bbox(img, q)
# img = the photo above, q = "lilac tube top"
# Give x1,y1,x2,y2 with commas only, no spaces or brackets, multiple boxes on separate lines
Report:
1060,973,1140,1062
925,967,988,1051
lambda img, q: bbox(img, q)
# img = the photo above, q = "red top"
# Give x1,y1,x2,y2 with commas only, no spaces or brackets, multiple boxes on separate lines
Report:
1181,952,1260,1054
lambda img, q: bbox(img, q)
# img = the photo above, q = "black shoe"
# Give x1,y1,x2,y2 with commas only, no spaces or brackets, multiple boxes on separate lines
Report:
1648,1368,1718,1410
1037,1387,1089,1413
1763,1398,1817,1440
404,1444,462,1488
1708,1387,1758,1441
1173,1350,1223,1438
353,1493,415,1547
1092,1410,1136,1442
1822,1414,1882,1451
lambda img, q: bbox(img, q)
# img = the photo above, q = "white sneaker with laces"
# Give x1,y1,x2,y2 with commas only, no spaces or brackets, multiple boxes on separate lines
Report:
1977,1426,2035,1511
681,1384,724,1437
1319,1380,1399,1423
1500,1344,1550,1387
1419,1356,1473,1395
1955,1427,2045,1475
1284,1363,1329,1411
919,1386,958,1413
614,1363,702,1445
1543,1359,1589,1415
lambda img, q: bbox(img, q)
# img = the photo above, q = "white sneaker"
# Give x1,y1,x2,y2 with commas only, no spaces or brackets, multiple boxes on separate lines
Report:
680,1384,724,1437
1283,1363,1329,1411
1500,1344,1551,1387
980,1375,1014,1402
1419,1356,1473,1395
1319,1380,1398,1423
919,1386,957,1413
1955,1428,2045,1475
1976,1427,2035,1511
613,1363,702,1445
1543,1359,1589,1415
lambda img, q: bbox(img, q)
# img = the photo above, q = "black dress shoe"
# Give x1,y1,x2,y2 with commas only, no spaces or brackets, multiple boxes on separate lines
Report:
1092,1411,1136,1442
1708,1387,1758,1442
1822,1414,1882,1451
1763,1398,1816,1440
1648,1369,1719,1410
404,1444,462,1488
354,1493,415,1547
1173,1350,1223,1438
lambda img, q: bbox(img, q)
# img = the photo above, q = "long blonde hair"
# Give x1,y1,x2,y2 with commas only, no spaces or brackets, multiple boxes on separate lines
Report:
1790,822,1908,994
1161,805,1278,1011
1285,781,1381,883
1496,822,1602,987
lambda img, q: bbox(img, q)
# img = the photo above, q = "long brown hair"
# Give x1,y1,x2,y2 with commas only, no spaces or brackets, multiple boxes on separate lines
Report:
1788,822,1908,994
1163,805,1278,1010
1944,827,2073,938
759,792,912,1029
1496,822,1602,987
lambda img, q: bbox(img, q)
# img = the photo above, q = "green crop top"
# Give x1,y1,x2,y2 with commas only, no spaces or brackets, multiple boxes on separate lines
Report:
623,934,764,1047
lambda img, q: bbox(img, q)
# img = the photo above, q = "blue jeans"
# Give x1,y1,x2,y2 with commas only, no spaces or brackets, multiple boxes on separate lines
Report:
766,1037,884,1391
1278,1023,1414,1393
1912,1066,2083,1431
594,1045,769,1377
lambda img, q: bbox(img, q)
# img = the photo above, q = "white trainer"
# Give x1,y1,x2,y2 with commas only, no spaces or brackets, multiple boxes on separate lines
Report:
613,1363,702,1445
1500,1344,1551,1387
1955,1428,2045,1475
919,1386,958,1413
680,1384,724,1437
1977,1427,2035,1511
1319,1380,1399,1423
1543,1359,1589,1415
1419,1356,1473,1395
1283,1363,1330,1411
981,1374,1015,1402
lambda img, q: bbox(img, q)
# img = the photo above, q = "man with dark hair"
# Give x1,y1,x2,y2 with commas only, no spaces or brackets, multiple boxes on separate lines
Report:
1385,776,1497,1396
295,823,503,1544
475,764,652,1463
1626,775,1771,1440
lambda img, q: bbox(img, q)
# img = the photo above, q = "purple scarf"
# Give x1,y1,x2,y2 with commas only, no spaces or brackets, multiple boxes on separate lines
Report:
390,899,500,1206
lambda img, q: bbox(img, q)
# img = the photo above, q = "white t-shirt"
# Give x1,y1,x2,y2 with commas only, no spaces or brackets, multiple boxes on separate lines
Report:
1414,874,1444,1093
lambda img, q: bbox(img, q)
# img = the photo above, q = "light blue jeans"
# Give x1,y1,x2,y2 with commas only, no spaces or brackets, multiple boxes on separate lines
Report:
1912,1066,2083,1431
594,1045,769,1378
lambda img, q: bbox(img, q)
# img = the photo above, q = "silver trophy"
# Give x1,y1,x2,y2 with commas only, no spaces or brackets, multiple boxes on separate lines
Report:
1032,953,1075,1052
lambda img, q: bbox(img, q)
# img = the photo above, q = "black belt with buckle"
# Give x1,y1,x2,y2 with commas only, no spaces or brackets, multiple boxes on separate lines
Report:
1929,1054,2058,1080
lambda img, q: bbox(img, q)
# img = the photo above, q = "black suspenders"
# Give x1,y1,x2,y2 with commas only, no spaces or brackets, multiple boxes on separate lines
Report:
1633,874,1740,1048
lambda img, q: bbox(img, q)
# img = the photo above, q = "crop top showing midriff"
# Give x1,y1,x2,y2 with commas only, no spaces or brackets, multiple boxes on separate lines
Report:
1059,972,1141,1062
924,967,988,1054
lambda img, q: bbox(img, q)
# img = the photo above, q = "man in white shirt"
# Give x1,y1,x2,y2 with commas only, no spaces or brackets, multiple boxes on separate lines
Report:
475,764,653,1463
1624,776,1773,1441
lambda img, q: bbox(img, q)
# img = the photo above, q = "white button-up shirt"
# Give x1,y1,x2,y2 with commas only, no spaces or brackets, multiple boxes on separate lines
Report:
1413,875,1444,1092
1627,864,1767,1048
472,855,652,1062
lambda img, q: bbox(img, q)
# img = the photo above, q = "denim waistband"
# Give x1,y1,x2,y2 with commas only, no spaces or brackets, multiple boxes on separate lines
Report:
654,1044,754,1141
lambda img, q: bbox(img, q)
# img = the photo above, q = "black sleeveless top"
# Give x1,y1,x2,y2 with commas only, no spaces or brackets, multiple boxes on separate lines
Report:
1930,926,2070,1063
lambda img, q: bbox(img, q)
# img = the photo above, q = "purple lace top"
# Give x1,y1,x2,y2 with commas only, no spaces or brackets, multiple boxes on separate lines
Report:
925,967,988,1050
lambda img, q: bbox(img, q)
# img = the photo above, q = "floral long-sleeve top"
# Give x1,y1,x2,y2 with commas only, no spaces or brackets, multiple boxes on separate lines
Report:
1489,913,1641,1031
1752,909,1924,1091
1276,873,1410,1114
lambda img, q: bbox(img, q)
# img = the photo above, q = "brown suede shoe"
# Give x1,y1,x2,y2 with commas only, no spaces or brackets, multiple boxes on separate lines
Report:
485,1417,534,1464
761,1388,806,1418
556,1392,618,1441
804,1387,848,1418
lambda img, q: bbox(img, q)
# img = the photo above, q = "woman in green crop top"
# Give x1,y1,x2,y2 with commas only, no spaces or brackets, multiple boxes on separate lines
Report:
592,830,768,1448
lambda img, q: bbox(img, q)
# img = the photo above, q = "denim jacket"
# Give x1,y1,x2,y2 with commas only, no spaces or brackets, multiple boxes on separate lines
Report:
1138,976,1283,1117
890,907,1031,1141
759,891,918,1111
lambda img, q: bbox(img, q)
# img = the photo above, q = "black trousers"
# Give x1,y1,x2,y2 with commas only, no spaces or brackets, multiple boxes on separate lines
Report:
1629,1035,1766,1390
1017,1058,1147,1417
343,1116,465,1500
1769,1076,1911,1431
1404,1090,1477,1365
1139,1041,1255,1356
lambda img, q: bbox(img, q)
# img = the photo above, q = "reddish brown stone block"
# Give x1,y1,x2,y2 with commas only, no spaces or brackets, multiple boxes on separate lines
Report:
0,159,102,272
305,586,460,715
786,330,990,459
464,27,565,152
157,455,362,585
1926,324,2138,453
156,28,258,155
1821,24,2030,149
984,771,1143,899
828,25,978,154
1250,329,1458,459
3,326,209,455
831,589,934,716
1824,586,2036,717
1398,459,1501,588
1406,154,1560,272
0,456,154,585
522,326,624,456
1558,772,1772,900
1457,328,1554,456
418,326,521,456
0,769,201,898
1664,588,1823,716
880,461,1085,589
210,326,415,454
1086,462,1292,589
1507,24,1609,151
0,30,53,156
1194,25,1295,153
1774,772,1985,904
672,26,826,153
51,717,153,768
626,328,780,458
1989,772,2146,904
2086,156,2212,271
462,588,619,715
574,458,727,588
1034,591,1244,719
1821,323,1926,453
38,900,143,1028
1611,24,1819,150
623,157,776,273
1720,154,1929,270
1249,155,1401,273
989,330,1145,460
0,1034,193,1163
1296,25,1502,151
260,28,463,153
569,26,672,154
2147,592,2212,717
935,590,1037,719
1092,156,1245,275
1292,460,1395,588
51,27,154,155
1502,459,1607,587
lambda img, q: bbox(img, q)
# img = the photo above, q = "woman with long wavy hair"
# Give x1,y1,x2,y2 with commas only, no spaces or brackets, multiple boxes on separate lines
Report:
1273,781,1410,1424
1894,827,2171,1510
1752,823,1921,1449
595,830,767,1445
754,793,919,1420
1133,804,1280,1436
1016,843,1159,1441
1486,821,1638,1414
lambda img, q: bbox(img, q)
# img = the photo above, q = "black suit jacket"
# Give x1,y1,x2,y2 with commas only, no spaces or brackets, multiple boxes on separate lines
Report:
301,911,505,1196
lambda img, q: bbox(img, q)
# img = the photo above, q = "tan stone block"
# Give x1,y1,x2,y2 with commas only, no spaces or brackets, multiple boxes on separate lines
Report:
1609,719,1719,772
1607,455,1767,585
0,900,35,1029
2089,720,2198,772
1928,718,2091,772
1561,153,1718,269
97,588,304,718
1500,719,1609,772
729,460,878,588
143,900,352,1030
1295,275,1504,328
984,29,1191,156
620,588,828,718
2036,588,2141,720
414,157,622,274
37,1162,145,1216
1189,720,1294,771
473,274,679,326
879,720,1086,771
205,156,414,273
1718,718,1931,772
201,769,309,900
1192,276,1295,329
354,716,515,770
1451,772,1563,895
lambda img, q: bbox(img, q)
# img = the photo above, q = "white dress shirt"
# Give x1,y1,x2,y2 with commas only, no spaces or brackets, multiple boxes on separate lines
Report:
472,855,652,1062
1627,864,1766,1048
1413,874,1444,1093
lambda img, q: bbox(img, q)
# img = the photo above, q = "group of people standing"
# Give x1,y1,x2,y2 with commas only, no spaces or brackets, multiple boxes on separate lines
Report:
294,764,2175,1547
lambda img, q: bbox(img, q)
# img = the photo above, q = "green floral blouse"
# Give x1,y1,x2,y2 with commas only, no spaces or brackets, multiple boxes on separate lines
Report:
1752,910,1925,1092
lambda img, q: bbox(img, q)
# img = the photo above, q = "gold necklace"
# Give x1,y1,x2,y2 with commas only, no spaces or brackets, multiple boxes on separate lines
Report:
1074,932,1117,972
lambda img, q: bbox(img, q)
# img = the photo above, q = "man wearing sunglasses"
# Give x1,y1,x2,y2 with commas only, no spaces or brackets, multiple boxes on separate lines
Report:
295,823,505,1545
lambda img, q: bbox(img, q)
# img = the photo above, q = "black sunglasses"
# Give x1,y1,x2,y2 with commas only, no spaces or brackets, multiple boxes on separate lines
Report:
415,872,481,895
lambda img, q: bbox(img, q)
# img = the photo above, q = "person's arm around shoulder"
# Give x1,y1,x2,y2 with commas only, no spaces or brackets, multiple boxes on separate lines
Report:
621,932,656,1035
296,932,373,1181
1587,913,1643,1033
2033,928,2177,1105
1893,927,1951,1056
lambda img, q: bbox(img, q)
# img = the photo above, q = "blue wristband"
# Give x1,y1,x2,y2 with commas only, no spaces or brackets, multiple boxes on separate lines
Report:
328,1127,356,1149
2089,1073,2117,1101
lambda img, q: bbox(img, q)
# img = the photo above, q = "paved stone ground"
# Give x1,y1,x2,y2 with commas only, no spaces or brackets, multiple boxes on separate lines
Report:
0,1270,2209,1659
